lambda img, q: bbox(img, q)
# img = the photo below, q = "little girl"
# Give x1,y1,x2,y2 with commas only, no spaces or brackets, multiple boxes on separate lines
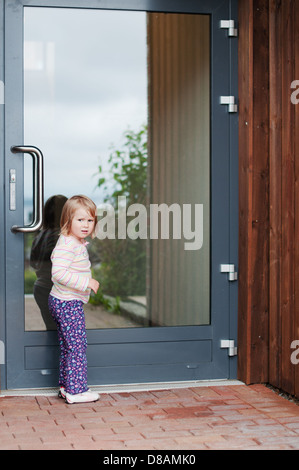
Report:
48,195,100,404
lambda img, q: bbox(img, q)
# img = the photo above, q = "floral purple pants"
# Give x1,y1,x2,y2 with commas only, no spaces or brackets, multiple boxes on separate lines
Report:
48,295,88,395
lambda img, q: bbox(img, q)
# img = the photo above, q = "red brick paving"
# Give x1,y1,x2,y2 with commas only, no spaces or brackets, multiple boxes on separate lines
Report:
1,384,299,450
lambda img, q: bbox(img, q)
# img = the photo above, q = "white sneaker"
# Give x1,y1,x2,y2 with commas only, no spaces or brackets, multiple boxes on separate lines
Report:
58,387,66,399
65,390,99,404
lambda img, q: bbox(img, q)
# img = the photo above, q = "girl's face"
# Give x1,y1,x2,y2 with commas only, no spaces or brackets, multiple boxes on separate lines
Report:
70,207,95,241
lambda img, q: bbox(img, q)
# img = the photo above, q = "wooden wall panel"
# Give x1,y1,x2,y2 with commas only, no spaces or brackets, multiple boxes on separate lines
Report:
239,0,299,397
238,0,270,385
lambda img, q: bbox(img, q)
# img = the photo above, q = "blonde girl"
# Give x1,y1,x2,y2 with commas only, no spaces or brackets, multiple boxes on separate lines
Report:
48,195,99,404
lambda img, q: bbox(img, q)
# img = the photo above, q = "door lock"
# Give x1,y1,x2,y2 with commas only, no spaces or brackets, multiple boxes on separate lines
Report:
9,169,16,211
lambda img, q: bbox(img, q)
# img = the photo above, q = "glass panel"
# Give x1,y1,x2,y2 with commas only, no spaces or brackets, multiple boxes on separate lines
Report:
148,13,210,326
24,8,210,331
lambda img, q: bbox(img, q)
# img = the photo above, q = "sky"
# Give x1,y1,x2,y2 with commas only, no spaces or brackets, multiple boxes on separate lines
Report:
23,7,147,216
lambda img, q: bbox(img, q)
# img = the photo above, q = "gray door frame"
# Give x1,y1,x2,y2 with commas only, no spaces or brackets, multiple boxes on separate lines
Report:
0,0,238,390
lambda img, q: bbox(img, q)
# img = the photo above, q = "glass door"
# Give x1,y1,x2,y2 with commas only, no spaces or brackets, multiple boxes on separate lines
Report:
3,0,238,390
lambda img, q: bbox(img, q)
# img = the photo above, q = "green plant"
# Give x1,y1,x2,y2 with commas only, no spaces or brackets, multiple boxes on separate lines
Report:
89,287,121,314
24,269,37,294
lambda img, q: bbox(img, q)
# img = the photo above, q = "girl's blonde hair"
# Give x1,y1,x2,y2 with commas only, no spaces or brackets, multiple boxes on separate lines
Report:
60,195,97,238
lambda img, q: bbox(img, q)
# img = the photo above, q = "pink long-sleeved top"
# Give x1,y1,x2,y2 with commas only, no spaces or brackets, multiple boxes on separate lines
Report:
50,234,91,303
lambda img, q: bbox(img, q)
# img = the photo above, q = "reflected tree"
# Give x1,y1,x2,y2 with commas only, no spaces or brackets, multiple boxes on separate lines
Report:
92,125,147,298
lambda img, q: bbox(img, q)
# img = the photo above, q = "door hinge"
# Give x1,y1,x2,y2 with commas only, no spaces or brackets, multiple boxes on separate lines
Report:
220,264,238,281
221,340,237,357
220,96,238,113
220,20,238,37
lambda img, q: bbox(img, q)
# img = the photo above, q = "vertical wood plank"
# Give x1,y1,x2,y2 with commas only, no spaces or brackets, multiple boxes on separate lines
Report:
280,0,295,395
294,0,299,399
238,0,270,384
269,0,282,389
251,0,270,383
238,0,254,384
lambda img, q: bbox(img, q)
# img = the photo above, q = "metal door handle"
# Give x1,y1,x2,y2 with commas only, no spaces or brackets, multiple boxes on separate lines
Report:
10,145,44,233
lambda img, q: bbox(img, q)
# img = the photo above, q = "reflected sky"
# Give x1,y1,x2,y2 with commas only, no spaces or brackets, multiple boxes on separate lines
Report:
24,7,147,213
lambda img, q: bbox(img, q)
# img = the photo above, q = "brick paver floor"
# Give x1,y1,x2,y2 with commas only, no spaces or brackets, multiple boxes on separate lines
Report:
1,383,299,450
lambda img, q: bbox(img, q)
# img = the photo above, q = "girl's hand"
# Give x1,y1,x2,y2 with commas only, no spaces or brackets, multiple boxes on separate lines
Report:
88,278,100,294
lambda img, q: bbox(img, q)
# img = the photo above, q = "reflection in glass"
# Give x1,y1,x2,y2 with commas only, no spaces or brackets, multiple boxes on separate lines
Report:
24,8,148,331
29,195,67,330
148,13,210,326
24,8,210,331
